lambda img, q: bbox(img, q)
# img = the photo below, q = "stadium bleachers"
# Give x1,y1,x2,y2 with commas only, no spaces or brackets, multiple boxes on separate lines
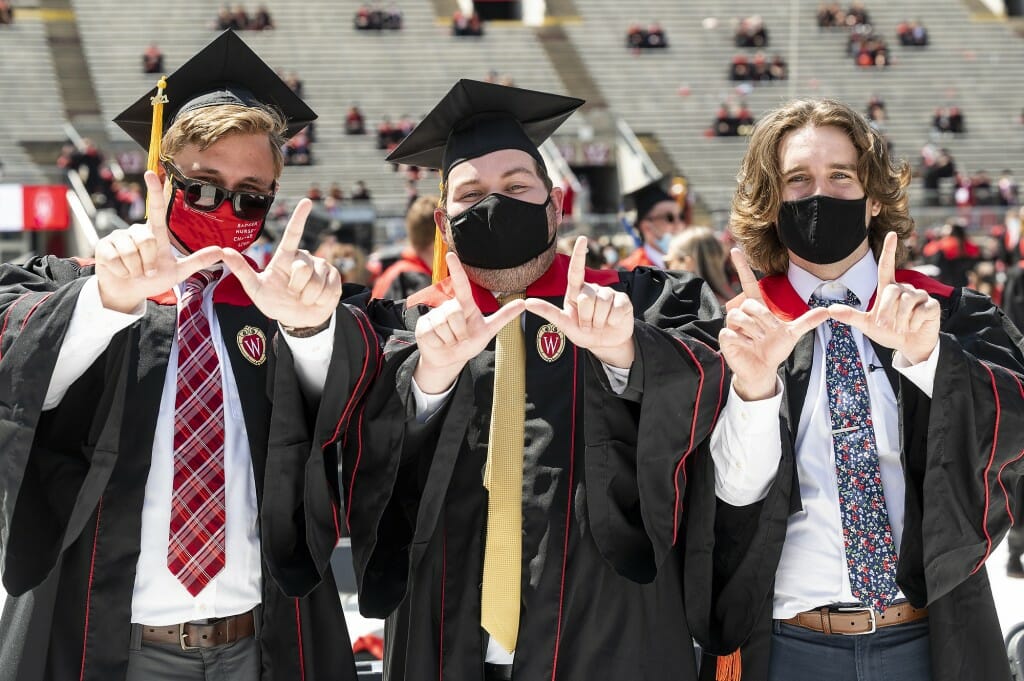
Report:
70,0,575,210
1,1,1021,215
0,9,70,184
565,0,1024,212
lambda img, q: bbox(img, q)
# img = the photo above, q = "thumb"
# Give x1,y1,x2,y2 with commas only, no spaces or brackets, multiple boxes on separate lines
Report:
176,245,224,280
789,306,830,336
484,298,527,333
220,248,261,293
826,303,867,329
524,298,571,328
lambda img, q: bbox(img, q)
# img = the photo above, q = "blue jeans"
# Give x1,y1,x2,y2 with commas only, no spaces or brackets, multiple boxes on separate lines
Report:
768,619,931,681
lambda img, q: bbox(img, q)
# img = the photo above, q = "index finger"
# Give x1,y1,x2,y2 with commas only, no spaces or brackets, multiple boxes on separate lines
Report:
730,248,763,303
273,198,312,258
143,170,170,249
876,231,898,291
565,236,587,304
445,251,479,315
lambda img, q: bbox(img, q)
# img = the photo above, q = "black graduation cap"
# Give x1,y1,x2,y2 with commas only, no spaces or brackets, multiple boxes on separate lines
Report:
113,30,317,154
625,179,675,223
386,79,584,178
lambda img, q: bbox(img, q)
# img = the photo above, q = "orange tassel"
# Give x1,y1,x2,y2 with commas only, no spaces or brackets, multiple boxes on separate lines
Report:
431,225,448,283
716,649,742,681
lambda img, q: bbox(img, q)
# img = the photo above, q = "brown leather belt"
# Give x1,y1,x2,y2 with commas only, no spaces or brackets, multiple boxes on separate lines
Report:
140,609,256,650
782,602,928,635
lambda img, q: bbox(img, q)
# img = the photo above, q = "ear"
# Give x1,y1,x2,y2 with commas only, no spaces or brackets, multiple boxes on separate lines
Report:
433,207,450,244
550,185,565,223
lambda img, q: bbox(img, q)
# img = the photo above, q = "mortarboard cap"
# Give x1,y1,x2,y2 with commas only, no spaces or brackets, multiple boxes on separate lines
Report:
386,79,584,179
625,179,675,223
114,30,317,156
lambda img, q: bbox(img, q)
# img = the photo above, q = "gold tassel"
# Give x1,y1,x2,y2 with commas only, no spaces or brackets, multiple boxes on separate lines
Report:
145,76,168,220
432,185,448,283
716,649,742,681
431,226,448,284
147,76,169,173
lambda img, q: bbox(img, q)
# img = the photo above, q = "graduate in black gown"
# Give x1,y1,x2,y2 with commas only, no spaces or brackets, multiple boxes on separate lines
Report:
291,78,765,681
705,98,1024,680
0,31,377,681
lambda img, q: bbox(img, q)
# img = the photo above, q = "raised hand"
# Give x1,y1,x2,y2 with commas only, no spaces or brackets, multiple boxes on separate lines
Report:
720,247,829,400
524,236,635,369
220,198,342,332
413,252,526,394
827,231,940,364
95,170,223,314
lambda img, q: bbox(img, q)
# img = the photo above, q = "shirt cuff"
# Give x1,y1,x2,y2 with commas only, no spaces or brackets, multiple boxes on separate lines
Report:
892,340,940,399
411,375,455,423
602,363,630,395
709,376,785,506
279,313,336,401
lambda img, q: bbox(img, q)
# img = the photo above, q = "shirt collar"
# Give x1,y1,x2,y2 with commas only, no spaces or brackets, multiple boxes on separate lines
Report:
787,250,877,311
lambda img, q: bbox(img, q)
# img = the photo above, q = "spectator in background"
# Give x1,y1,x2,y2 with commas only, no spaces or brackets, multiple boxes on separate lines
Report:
626,22,645,49
816,2,845,28
371,194,435,300
922,219,980,287
231,3,250,29
377,116,397,150
383,3,402,29
920,143,956,206
0,0,13,24
999,169,1020,206
141,43,164,74
644,21,668,48
214,4,237,29
735,15,768,47
664,226,735,304
283,126,313,166
452,9,483,36
251,4,274,30
351,180,371,201
897,20,928,46
845,1,871,27
345,105,366,134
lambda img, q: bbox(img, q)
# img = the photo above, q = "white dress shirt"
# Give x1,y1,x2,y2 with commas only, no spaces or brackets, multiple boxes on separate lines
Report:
44,272,334,626
710,251,940,618
410,310,631,663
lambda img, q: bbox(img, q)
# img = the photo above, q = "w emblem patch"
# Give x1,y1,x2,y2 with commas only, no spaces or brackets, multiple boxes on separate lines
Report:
536,324,566,363
236,325,267,366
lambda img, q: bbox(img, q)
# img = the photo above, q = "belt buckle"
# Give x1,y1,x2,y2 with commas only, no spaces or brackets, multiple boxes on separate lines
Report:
179,623,201,651
836,606,877,635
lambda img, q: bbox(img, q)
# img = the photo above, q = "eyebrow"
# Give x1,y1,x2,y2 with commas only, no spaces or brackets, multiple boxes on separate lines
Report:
783,162,857,176
451,166,536,191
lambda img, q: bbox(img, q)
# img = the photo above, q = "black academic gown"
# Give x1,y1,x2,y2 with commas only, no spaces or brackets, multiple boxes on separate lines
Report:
323,254,734,681
0,255,377,681
698,270,1024,681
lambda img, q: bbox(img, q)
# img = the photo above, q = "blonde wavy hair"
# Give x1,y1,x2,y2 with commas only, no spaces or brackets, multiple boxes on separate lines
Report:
161,103,287,180
729,98,913,275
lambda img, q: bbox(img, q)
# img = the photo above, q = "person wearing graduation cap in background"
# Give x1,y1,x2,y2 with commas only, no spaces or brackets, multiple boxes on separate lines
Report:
300,78,769,681
0,31,379,681
617,178,686,271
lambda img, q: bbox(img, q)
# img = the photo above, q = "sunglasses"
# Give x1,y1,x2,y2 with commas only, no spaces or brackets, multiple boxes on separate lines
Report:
163,161,276,221
648,212,682,224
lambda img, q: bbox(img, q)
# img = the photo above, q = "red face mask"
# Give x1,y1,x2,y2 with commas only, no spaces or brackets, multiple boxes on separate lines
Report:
165,186,267,254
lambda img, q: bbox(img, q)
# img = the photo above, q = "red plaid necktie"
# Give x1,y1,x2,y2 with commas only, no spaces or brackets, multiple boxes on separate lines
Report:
168,270,226,596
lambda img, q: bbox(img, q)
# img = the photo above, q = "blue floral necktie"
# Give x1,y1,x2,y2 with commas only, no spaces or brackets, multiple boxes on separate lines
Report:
810,289,898,612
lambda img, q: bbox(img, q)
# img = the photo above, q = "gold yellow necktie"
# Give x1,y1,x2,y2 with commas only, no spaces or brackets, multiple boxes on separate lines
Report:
481,293,526,653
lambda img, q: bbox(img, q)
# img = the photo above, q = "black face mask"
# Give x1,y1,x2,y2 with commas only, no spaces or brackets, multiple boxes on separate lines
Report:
448,192,555,270
777,194,869,265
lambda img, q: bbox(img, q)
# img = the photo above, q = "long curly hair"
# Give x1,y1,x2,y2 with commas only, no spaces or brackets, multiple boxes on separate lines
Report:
729,98,913,275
